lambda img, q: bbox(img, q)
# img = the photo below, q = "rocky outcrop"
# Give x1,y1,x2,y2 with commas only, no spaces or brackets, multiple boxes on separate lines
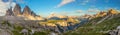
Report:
5,7,14,16
22,6,32,16
31,11,37,17
22,6,37,17
83,14,93,18
35,15,45,20
13,4,22,16
48,13,56,18
108,26,120,35
48,13,68,20
108,9,118,15
22,6,44,20
94,11,107,17
93,9,118,18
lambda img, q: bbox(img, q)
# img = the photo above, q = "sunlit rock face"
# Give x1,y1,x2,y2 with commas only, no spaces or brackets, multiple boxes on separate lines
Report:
13,4,22,16
93,9,118,18
22,6,32,17
57,15,68,19
108,9,118,15
22,6,35,20
24,15,45,20
22,6,45,20
57,22,68,26
48,13,56,18
35,16,45,20
48,13,68,20
95,12,107,17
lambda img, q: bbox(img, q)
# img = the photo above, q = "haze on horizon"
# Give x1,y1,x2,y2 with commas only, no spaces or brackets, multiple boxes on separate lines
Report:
0,0,120,17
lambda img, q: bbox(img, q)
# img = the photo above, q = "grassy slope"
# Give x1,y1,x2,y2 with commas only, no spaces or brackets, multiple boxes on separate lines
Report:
63,15,120,35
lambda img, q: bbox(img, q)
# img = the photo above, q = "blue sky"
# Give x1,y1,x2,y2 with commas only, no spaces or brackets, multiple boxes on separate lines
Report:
1,0,120,17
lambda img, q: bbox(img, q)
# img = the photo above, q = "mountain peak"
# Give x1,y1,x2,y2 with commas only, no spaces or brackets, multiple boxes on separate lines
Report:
13,4,22,16
5,7,14,16
108,9,118,15
22,5,32,16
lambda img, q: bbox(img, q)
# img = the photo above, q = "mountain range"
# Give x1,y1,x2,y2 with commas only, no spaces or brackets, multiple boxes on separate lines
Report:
63,9,120,35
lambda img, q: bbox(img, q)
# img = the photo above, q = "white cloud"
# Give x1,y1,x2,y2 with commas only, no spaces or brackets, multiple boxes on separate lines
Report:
87,8,100,12
0,0,16,16
80,0,97,5
11,2,16,10
76,10,83,13
81,0,89,5
56,0,75,8
0,0,9,16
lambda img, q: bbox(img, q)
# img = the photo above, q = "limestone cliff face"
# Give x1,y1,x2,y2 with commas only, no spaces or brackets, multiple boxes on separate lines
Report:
35,16,45,20
5,4,44,20
94,9,118,18
95,12,107,17
24,15,45,20
22,6,32,16
108,9,118,15
22,6,44,20
31,11,37,17
13,4,22,16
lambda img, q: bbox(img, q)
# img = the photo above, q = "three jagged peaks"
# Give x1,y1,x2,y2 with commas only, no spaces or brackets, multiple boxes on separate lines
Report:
5,4,44,20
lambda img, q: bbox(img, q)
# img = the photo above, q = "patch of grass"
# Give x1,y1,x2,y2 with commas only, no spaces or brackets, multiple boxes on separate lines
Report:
33,32,48,35
47,20,64,23
12,31,22,35
1,21,12,26
14,25,23,31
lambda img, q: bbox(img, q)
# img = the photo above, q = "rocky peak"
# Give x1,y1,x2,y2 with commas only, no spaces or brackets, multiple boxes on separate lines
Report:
31,11,37,17
13,4,22,16
95,11,107,17
108,9,118,15
5,7,14,16
48,13,55,18
82,14,92,18
22,6,32,16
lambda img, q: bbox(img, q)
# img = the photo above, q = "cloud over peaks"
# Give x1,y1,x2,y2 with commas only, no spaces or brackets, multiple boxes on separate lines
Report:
56,0,75,8
76,10,83,13
87,8,100,12
0,0,16,16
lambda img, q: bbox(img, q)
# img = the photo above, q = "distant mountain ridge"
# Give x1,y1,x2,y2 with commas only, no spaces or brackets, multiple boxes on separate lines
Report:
63,9,120,35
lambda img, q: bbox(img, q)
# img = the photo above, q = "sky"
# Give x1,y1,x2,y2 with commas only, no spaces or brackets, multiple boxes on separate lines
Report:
0,0,120,17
